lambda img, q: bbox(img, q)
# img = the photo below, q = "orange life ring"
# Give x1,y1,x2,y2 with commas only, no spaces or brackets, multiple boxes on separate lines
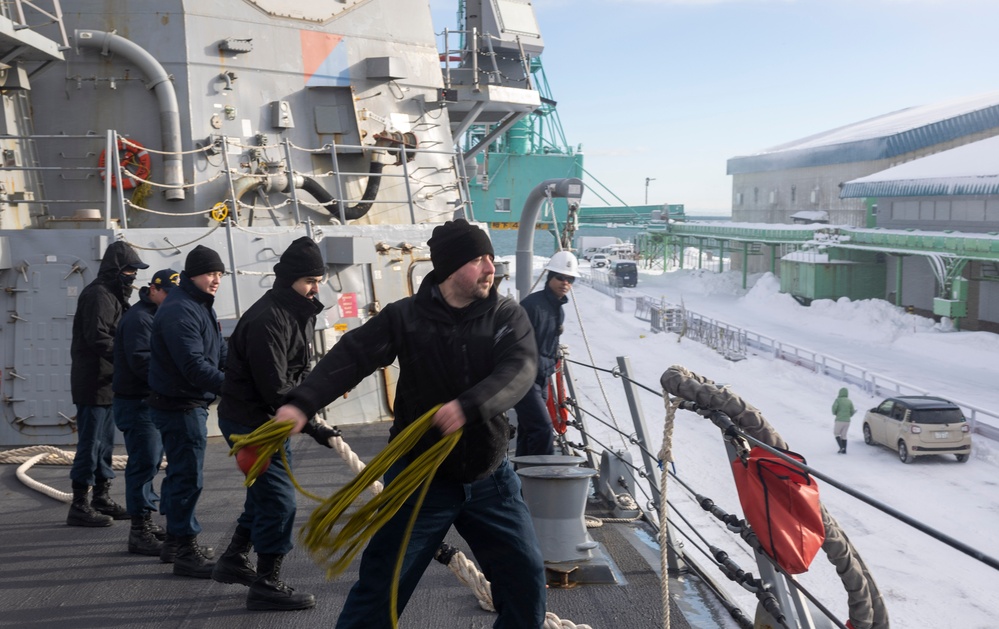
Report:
98,138,151,190
546,361,569,435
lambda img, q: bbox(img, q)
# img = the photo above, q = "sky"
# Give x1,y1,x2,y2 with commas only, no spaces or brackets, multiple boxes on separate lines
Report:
506,252,999,628
429,0,999,214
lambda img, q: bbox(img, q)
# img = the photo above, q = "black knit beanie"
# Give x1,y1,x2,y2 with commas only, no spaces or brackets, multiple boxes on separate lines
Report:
185,245,225,277
274,237,326,281
428,219,494,281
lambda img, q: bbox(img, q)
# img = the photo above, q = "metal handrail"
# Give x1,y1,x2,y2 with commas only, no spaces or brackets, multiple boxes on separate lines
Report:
11,0,69,50
646,304,999,439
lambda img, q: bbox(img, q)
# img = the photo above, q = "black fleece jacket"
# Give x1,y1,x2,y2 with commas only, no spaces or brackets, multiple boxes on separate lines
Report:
285,272,537,483
219,286,323,429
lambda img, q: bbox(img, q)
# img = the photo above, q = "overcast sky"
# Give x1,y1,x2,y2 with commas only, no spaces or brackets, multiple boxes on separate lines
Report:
430,0,999,214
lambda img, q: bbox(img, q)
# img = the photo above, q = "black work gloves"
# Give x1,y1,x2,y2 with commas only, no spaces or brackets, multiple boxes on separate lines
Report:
301,418,341,448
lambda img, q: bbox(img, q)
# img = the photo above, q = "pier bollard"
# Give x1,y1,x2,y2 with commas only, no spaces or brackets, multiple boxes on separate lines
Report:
516,465,598,563
510,454,585,470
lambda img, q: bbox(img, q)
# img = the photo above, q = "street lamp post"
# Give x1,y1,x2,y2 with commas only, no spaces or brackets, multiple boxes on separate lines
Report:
645,177,656,204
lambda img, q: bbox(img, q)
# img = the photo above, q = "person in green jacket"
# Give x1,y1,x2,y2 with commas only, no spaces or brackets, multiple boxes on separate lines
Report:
832,387,855,454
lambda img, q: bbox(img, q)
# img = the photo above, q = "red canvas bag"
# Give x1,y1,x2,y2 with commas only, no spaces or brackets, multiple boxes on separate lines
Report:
731,446,825,574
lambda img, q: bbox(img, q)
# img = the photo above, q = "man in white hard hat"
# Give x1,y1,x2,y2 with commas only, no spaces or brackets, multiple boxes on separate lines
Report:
512,250,580,456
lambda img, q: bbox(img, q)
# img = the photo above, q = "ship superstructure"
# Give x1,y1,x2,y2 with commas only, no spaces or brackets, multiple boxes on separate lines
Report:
0,0,554,446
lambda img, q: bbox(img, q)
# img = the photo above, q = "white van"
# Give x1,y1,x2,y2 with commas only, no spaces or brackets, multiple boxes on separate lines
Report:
597,244,635,260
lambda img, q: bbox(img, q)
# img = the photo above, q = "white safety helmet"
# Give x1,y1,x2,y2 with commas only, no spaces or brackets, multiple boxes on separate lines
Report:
545,250,581,278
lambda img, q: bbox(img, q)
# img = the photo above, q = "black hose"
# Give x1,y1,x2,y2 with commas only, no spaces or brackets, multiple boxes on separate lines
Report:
300,161,385,221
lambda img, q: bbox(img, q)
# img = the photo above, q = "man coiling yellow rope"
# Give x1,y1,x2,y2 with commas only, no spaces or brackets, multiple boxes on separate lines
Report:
227,405,461,628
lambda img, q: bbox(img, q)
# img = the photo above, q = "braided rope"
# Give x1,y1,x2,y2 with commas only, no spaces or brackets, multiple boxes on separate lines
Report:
658,394,681,629
443,548,495,611
660,364,889,629
117,168,227,190
124,198,220,216
328,435,383,497
543,613,592,629
120,222,223,252
0,445,129,503
231,222,305,237
441,548,593,628
119,137,215,156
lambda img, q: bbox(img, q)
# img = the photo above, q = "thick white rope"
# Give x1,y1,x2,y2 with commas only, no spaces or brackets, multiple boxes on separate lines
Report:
442,548,593,628
327,435,383,497
443,549,495,611
0,445,128,502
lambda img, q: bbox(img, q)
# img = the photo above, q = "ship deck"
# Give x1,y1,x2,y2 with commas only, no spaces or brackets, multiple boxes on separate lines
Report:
0,421,726,628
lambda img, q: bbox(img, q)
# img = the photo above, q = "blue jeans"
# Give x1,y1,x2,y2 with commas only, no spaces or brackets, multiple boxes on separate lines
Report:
151,406,208,536
70,404,116,486
113,397,163,516
336,458,546,629
514,382,555,457
218,417,297,555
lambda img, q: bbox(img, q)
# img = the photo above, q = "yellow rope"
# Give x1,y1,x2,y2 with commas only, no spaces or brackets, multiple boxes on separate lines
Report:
299,406,456,576
228,406,461,629
227,420,294,487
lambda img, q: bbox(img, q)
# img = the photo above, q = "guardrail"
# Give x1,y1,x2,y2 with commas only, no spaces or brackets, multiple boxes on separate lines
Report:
637,298,999,440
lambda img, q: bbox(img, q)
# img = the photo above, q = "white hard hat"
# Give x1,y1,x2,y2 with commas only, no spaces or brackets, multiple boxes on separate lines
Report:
545,251,580,277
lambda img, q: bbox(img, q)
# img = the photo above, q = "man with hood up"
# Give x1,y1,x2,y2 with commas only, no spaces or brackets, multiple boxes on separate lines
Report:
213,236,337,611
68,240,149,527
112,269,179,555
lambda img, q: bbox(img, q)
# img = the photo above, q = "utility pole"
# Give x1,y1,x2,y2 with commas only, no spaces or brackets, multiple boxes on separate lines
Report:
645,177,656,204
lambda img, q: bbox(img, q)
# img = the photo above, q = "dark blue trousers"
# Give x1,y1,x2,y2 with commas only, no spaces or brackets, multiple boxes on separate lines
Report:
218,417,297,555
336,458,547,629
151,406,207,536
70,404,116,485
112,397,163,516
513,382,555,457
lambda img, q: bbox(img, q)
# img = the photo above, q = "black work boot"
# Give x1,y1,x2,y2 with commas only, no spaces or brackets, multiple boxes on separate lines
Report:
161,533,215,564
128,514,164,556
173,535,216,578
92,479,129,520
147,516,166,541
247,553,316,611
67,483,113,527
841,440,847,454
212,527,256,586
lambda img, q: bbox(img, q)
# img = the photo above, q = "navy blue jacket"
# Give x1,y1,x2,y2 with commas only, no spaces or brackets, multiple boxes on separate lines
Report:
147,273,226,409
112,286,157,399
286,272,537,483
219,286,323,429
519,285,567,384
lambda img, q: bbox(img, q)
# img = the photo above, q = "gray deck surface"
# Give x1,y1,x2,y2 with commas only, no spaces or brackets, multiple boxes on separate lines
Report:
0,421,701,628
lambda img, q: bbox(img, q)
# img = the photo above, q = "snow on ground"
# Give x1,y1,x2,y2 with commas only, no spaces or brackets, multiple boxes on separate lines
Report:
505,255,999,629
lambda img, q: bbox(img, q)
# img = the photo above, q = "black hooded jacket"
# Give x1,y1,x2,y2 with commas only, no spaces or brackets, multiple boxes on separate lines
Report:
285,272,537,483
219,286,324,429
70,241,146,405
